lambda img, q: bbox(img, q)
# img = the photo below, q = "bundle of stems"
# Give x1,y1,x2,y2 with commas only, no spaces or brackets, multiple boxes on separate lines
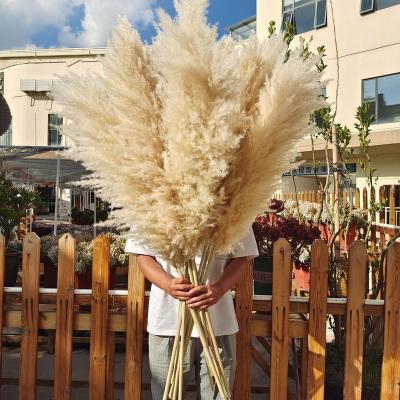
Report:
163,242,231,400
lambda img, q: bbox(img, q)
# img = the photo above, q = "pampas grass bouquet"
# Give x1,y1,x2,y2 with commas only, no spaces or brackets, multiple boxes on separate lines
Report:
54,0,324,398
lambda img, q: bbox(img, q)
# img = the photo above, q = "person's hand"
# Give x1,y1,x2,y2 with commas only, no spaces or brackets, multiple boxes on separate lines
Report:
186,284,224,310
167,277,193,301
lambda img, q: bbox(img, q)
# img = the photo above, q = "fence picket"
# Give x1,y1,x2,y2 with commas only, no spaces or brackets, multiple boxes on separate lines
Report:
54,234,75,400
389,185,395,225
0,234,5,387
124,255,145,400
307,240,329,400
89,235,110,400
270,239,292,400
19,233,40,400
380,242,400,399
234,259,254,400
343,241,368,400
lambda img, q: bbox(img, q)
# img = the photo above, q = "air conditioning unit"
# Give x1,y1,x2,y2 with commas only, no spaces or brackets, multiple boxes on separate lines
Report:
20,78,53,92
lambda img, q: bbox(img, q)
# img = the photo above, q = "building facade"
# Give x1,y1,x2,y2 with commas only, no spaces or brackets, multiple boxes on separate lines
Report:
0,48,105,147
256,0,400,220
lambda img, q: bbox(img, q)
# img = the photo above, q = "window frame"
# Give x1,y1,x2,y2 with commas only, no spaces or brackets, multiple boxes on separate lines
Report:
362,72,400,124
281,0,327,34
360,0,375,14
48,113,63,146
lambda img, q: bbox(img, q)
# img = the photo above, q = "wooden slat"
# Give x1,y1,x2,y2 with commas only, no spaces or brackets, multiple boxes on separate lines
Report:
380,242,400,399
363,188,368,210
234,259,253,400
270,239,292,400
250,343,270,375
343,241,367,400
389,185,396,225
307,240,328,400
89,235,110,400
355,188,360,209
0,234,5,387
54,234,75,400
124,255,145,400
19,233,40,400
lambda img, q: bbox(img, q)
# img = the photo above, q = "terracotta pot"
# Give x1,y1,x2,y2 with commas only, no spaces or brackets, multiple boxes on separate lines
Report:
74,267,116,289
293,262,311,291
340,224,357,251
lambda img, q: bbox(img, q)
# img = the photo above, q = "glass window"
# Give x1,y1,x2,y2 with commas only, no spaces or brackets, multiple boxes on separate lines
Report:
282,0,327,34
363,73,400,124
0,120,12,145
294,3,315,34
376,0,400,10
229,17,256,41
360,0,375,13
315,0,327,27
48,114,63,146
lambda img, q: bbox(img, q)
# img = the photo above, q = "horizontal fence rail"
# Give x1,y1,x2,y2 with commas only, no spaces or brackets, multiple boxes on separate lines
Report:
0,233,400,399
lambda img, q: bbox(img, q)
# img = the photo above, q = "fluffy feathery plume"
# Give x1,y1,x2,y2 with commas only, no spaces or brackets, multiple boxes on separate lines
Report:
53,0,325,266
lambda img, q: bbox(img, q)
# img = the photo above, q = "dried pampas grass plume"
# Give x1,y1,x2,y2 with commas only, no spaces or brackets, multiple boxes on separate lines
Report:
53,0,325,266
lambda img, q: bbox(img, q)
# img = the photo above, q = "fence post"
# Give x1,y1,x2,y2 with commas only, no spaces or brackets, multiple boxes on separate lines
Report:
0,234,4,385
307,240,329,400
89,235,110,400
389,185,395,225
124,255,145,400
343,241,368,400
54,234,76,400
270,239,292,400
234,259,253,400
19,233,40,400
355,189,360,209
380,242,400,399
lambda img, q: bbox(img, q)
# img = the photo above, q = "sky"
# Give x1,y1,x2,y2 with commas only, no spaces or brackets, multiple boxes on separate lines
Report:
0,0,256,51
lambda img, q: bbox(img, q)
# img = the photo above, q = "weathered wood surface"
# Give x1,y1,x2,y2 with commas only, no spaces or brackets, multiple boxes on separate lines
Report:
124,255,145,400
54,234,76,400
343,241,368,400
270,239,292,400
89,235,110,400
19,233,40,400
234,259,253,400
307,240,329,400
380,242,400,399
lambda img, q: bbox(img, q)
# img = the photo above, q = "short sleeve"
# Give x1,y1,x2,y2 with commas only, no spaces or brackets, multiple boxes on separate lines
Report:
124,238,155,256
231,228,259,258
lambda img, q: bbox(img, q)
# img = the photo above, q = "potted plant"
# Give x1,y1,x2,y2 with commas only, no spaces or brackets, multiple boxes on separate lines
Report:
0,174,39,286
4,239,23,286
41,235,59,288
253,207,321,294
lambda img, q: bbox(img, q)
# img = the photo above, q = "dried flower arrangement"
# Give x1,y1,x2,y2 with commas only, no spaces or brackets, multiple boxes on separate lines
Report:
53,0,324,397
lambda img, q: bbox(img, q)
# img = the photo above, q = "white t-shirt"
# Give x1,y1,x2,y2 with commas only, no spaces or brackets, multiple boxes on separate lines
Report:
125,228,259,337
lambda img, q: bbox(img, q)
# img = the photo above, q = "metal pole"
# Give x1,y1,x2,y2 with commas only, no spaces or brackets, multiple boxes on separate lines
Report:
53,152,60,235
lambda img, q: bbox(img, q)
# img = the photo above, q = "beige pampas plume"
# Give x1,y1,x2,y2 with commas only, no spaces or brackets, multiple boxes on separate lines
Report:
53,0,325,266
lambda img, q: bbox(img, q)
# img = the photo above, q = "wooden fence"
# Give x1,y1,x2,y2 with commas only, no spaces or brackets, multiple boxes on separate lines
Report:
279,185,399,226
1,233,400,399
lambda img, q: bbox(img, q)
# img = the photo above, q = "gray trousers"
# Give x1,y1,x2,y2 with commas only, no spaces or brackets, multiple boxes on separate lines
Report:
148,333,236,400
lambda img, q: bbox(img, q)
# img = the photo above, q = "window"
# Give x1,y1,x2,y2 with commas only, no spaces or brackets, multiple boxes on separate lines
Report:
48,114,63,146
0,120,12,145
362,73,400,124
361,0,400,14
229,16,256,41
281,0,327,34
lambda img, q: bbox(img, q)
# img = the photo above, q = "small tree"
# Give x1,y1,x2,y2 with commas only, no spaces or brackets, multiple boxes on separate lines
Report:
0,174,39,246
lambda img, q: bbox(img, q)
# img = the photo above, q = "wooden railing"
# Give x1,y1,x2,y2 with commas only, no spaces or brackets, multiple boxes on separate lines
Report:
1,233,400,399
279,185,399,226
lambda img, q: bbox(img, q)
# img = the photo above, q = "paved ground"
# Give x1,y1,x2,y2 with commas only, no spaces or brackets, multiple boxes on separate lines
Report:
1,337,294,399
